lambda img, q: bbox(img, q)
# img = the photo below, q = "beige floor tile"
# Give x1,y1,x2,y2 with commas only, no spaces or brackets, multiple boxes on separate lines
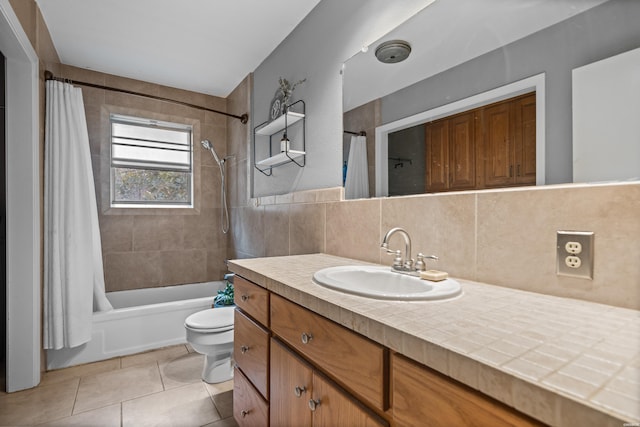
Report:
74,363,163,413
121,345,189,368
204,379,234,396
0,378,79,426
36,403,121,427
159,352,204,390
202,417,239,427
122,382,221,427
212,390,233,419
41,358,121,387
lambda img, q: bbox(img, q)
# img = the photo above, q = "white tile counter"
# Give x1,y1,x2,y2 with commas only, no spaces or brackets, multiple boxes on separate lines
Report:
229,253,640,426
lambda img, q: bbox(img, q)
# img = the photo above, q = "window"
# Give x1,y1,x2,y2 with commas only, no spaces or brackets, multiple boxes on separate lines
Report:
110,114,193,207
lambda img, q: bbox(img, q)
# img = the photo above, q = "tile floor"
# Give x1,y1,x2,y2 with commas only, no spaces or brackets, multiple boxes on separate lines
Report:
0,345,239,427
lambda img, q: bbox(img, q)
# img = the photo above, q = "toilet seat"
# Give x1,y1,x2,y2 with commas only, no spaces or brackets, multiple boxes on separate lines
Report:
185,307,234,333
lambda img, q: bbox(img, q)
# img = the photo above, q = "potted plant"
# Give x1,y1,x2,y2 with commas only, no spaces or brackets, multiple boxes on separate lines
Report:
213,280,235,307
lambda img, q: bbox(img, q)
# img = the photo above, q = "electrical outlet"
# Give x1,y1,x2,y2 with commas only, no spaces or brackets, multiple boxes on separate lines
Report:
565,241,582,254
557,231,594,279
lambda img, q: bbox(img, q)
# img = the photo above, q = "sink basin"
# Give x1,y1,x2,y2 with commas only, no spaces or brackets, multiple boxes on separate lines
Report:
312,266,462,301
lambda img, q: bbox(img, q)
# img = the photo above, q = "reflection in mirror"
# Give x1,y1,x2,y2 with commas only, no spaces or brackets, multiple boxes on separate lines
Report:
342,0,640,199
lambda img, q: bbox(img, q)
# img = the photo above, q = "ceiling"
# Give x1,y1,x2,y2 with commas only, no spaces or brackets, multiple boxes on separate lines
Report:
36,0,322,97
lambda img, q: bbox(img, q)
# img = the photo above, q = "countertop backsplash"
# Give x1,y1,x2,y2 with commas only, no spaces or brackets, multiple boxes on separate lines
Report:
239,181,640,310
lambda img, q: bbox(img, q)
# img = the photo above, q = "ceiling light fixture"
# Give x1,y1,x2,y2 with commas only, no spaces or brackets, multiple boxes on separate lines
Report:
375,40,411,64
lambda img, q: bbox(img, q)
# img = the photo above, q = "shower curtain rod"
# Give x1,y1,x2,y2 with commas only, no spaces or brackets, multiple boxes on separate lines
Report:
44,70,249,124
344,130,366,136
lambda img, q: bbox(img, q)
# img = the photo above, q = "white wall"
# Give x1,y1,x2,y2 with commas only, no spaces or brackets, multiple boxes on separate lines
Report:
573,47,640,183
0,0,42,392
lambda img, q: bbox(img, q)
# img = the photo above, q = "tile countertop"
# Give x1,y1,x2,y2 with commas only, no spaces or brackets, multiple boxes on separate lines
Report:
228,253,640,427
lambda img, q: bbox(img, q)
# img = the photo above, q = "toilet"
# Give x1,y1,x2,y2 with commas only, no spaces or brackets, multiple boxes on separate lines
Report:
185,306,235,383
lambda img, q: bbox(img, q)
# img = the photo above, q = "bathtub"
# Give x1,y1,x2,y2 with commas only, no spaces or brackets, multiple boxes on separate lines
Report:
46,281,225,370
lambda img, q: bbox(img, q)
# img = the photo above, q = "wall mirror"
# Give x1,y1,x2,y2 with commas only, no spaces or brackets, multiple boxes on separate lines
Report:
342,0,640,199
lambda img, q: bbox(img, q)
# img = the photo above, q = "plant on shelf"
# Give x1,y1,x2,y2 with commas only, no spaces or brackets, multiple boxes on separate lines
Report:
213,280,235,307
279,77,306,109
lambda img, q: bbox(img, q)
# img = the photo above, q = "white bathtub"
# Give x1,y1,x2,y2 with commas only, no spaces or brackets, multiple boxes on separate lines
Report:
46,281,225,370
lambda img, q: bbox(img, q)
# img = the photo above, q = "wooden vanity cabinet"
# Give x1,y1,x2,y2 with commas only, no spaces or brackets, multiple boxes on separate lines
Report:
270,293,388,412
234,275,270,326
233,276,271,426
234,310,269,399
234,366,269,427
270,338,387,427
392,353,544,427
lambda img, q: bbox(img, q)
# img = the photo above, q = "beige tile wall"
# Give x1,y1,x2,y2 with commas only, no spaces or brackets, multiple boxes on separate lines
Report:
227,178,640,310
53,64,231,292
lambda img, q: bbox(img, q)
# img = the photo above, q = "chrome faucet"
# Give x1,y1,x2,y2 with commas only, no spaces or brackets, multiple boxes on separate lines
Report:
381,227,438,276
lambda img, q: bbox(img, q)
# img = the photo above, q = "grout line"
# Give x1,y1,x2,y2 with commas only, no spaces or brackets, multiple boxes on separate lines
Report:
474,192,478,281
156,361,167,391
69,375,82,418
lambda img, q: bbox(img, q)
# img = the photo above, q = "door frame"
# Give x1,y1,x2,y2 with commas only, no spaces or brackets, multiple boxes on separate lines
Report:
0,0,41,391
375,73,546,197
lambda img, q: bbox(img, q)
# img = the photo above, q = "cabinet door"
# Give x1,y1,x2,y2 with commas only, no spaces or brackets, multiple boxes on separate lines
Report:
270,294,387,412
270,338,313,427
392,354,542,427
425,119,449,192
311,373,388,427
513,94,537,185
483,102,513,187
448,112,477,190
234,367,269,427
234,309,270,400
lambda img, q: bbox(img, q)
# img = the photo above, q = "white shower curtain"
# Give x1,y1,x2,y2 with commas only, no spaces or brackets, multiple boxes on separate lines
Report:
44,80,112,350
345,135,369,199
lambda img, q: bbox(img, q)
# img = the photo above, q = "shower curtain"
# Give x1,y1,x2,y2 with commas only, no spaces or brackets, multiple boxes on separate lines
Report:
44,80,112,350
345,135,369,199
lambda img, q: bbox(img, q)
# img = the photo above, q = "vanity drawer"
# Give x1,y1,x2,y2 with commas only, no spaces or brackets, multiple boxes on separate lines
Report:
234,366,269,427
270,294,387,412
234,309,270,400
234,275,270,327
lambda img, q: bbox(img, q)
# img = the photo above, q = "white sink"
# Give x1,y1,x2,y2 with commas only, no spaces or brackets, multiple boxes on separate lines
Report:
312,266,462,301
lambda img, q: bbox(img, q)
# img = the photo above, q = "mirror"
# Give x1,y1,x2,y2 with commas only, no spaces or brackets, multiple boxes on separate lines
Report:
342,0,640,198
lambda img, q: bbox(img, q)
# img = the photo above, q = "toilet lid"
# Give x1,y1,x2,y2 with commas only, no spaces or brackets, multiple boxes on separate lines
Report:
185,306,234,331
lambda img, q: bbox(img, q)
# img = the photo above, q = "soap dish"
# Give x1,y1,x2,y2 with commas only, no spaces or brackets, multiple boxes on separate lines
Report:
420,270,449,282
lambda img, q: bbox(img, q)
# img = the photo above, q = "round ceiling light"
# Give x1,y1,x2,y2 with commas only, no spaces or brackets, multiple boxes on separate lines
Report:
375,40,412,64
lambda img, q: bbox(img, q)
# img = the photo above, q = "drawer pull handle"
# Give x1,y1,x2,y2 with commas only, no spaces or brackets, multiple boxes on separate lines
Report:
294,386,307,397
301,332,313,344
240,345,249,354
308,399,321,411
241,409,250,418
240,294,249,302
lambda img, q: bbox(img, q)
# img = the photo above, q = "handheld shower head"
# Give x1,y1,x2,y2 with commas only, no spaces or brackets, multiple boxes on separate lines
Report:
201,139,221,165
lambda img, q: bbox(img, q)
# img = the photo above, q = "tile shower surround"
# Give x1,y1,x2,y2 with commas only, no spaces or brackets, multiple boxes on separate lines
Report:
229,181,640,311
45,64,231,293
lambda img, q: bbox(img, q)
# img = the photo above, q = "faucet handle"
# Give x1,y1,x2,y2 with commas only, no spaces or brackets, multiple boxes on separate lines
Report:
381,244,404,268
415,253,438,271
391,250,403,269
